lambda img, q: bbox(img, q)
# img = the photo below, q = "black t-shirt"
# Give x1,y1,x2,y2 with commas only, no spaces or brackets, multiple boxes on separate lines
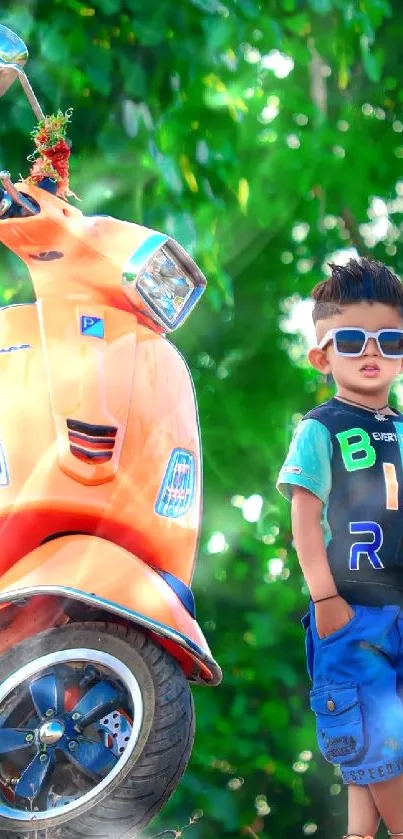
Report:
278,397,403,608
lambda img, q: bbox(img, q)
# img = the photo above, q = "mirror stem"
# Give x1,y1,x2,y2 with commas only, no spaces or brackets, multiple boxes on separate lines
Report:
13,65,44,120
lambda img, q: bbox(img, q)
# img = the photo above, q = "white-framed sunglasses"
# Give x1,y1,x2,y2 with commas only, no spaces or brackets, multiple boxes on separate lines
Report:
319,327,403,358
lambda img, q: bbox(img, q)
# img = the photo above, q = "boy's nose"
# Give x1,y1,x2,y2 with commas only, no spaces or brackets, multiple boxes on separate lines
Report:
364,337,380,355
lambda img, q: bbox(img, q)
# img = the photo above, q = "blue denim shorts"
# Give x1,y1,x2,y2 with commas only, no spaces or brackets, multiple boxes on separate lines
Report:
302,600,403,785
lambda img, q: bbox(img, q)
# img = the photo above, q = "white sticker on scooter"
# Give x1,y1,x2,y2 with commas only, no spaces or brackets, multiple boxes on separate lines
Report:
0,441,9,486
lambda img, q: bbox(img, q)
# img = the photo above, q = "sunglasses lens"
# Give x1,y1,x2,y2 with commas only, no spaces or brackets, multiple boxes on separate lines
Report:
334,329,366,355
378,330,403,356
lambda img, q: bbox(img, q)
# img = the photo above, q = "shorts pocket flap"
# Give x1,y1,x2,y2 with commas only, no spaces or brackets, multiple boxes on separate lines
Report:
310,684,359,717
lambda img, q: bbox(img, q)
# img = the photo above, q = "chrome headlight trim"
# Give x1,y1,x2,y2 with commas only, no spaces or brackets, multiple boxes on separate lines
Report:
122,233,206,331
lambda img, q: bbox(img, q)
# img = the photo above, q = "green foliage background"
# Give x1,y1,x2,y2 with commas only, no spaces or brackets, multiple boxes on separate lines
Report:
1,0,402,836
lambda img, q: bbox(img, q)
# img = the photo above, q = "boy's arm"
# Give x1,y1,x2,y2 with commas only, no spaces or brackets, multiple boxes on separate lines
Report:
278,418,355,638
292,484,354,637
291,485,337,602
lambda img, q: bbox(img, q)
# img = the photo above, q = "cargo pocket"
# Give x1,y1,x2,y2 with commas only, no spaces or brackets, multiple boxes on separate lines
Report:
301,611,314,681
310,683,365,765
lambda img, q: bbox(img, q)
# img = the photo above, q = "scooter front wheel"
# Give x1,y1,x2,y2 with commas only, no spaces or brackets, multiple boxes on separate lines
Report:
0,622,195,838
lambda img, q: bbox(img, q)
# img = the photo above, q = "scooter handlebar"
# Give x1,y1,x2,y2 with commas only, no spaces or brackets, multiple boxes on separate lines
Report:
0,172,39,218
0,185,12,217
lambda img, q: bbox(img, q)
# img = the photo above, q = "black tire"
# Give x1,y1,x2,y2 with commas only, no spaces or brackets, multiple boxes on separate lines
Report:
0,622,195,838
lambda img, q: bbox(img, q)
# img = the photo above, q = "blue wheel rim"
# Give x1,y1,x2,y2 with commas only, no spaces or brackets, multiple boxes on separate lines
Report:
0,648,144,821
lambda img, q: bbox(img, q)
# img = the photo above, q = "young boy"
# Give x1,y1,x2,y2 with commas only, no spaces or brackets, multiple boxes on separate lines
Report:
277,257,403,839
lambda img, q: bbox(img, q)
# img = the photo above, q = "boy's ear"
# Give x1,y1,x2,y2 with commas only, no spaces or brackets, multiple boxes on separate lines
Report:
308,346,331,374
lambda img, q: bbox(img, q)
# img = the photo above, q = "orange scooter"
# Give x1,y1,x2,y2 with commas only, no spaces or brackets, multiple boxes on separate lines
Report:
0,25,221,839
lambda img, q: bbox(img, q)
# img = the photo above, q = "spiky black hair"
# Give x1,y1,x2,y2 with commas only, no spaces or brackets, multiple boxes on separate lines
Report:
312,257,403,324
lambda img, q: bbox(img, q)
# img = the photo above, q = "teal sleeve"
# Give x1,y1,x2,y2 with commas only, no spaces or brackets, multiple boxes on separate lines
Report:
276,418,332,504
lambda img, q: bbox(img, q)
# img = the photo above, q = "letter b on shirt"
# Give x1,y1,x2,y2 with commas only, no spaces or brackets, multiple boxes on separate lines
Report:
336,427,376,472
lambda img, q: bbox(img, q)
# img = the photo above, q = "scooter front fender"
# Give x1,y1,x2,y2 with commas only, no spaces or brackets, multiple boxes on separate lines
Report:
0,535,221,685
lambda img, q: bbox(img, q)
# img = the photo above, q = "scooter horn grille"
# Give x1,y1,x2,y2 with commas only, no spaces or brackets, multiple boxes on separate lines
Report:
66,419,117,464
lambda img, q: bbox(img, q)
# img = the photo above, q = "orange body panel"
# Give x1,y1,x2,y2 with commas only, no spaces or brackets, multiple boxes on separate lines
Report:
0,181,219,683
0,301,201,582
0,536,217,679
0,183,178,327
0,184,158,310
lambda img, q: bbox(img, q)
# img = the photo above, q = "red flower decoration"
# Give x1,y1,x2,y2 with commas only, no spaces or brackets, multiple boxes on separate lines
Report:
27,109,78,200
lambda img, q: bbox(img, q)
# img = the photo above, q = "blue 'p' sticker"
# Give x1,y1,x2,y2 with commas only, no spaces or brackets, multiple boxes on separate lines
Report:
80,316,104,339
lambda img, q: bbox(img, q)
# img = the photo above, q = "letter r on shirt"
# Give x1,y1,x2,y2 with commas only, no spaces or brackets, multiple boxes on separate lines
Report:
349,521,384,570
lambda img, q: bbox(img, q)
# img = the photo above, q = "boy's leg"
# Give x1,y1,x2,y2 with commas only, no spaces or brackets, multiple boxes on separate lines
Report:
375,610,403,838
346,783,381,838
306,603,403,837
369,775,403,836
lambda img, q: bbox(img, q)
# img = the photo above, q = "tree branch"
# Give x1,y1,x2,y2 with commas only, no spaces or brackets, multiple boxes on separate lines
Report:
148,814,202,838
341,207,369,254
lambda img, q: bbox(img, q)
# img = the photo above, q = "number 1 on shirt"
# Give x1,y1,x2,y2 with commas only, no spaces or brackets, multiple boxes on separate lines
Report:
383,462,399,510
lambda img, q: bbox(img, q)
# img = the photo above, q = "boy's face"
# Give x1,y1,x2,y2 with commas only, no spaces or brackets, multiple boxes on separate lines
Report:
308,301,403,396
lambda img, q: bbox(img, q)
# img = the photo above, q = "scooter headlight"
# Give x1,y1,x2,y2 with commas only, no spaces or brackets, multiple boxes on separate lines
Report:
122,233,206,331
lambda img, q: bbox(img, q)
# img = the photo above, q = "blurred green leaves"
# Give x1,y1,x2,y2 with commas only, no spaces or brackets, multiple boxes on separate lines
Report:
1,0,402,836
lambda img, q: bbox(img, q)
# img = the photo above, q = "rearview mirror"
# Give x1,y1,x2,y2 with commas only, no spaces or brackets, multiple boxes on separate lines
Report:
0,25,28,96
0,24,43,119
